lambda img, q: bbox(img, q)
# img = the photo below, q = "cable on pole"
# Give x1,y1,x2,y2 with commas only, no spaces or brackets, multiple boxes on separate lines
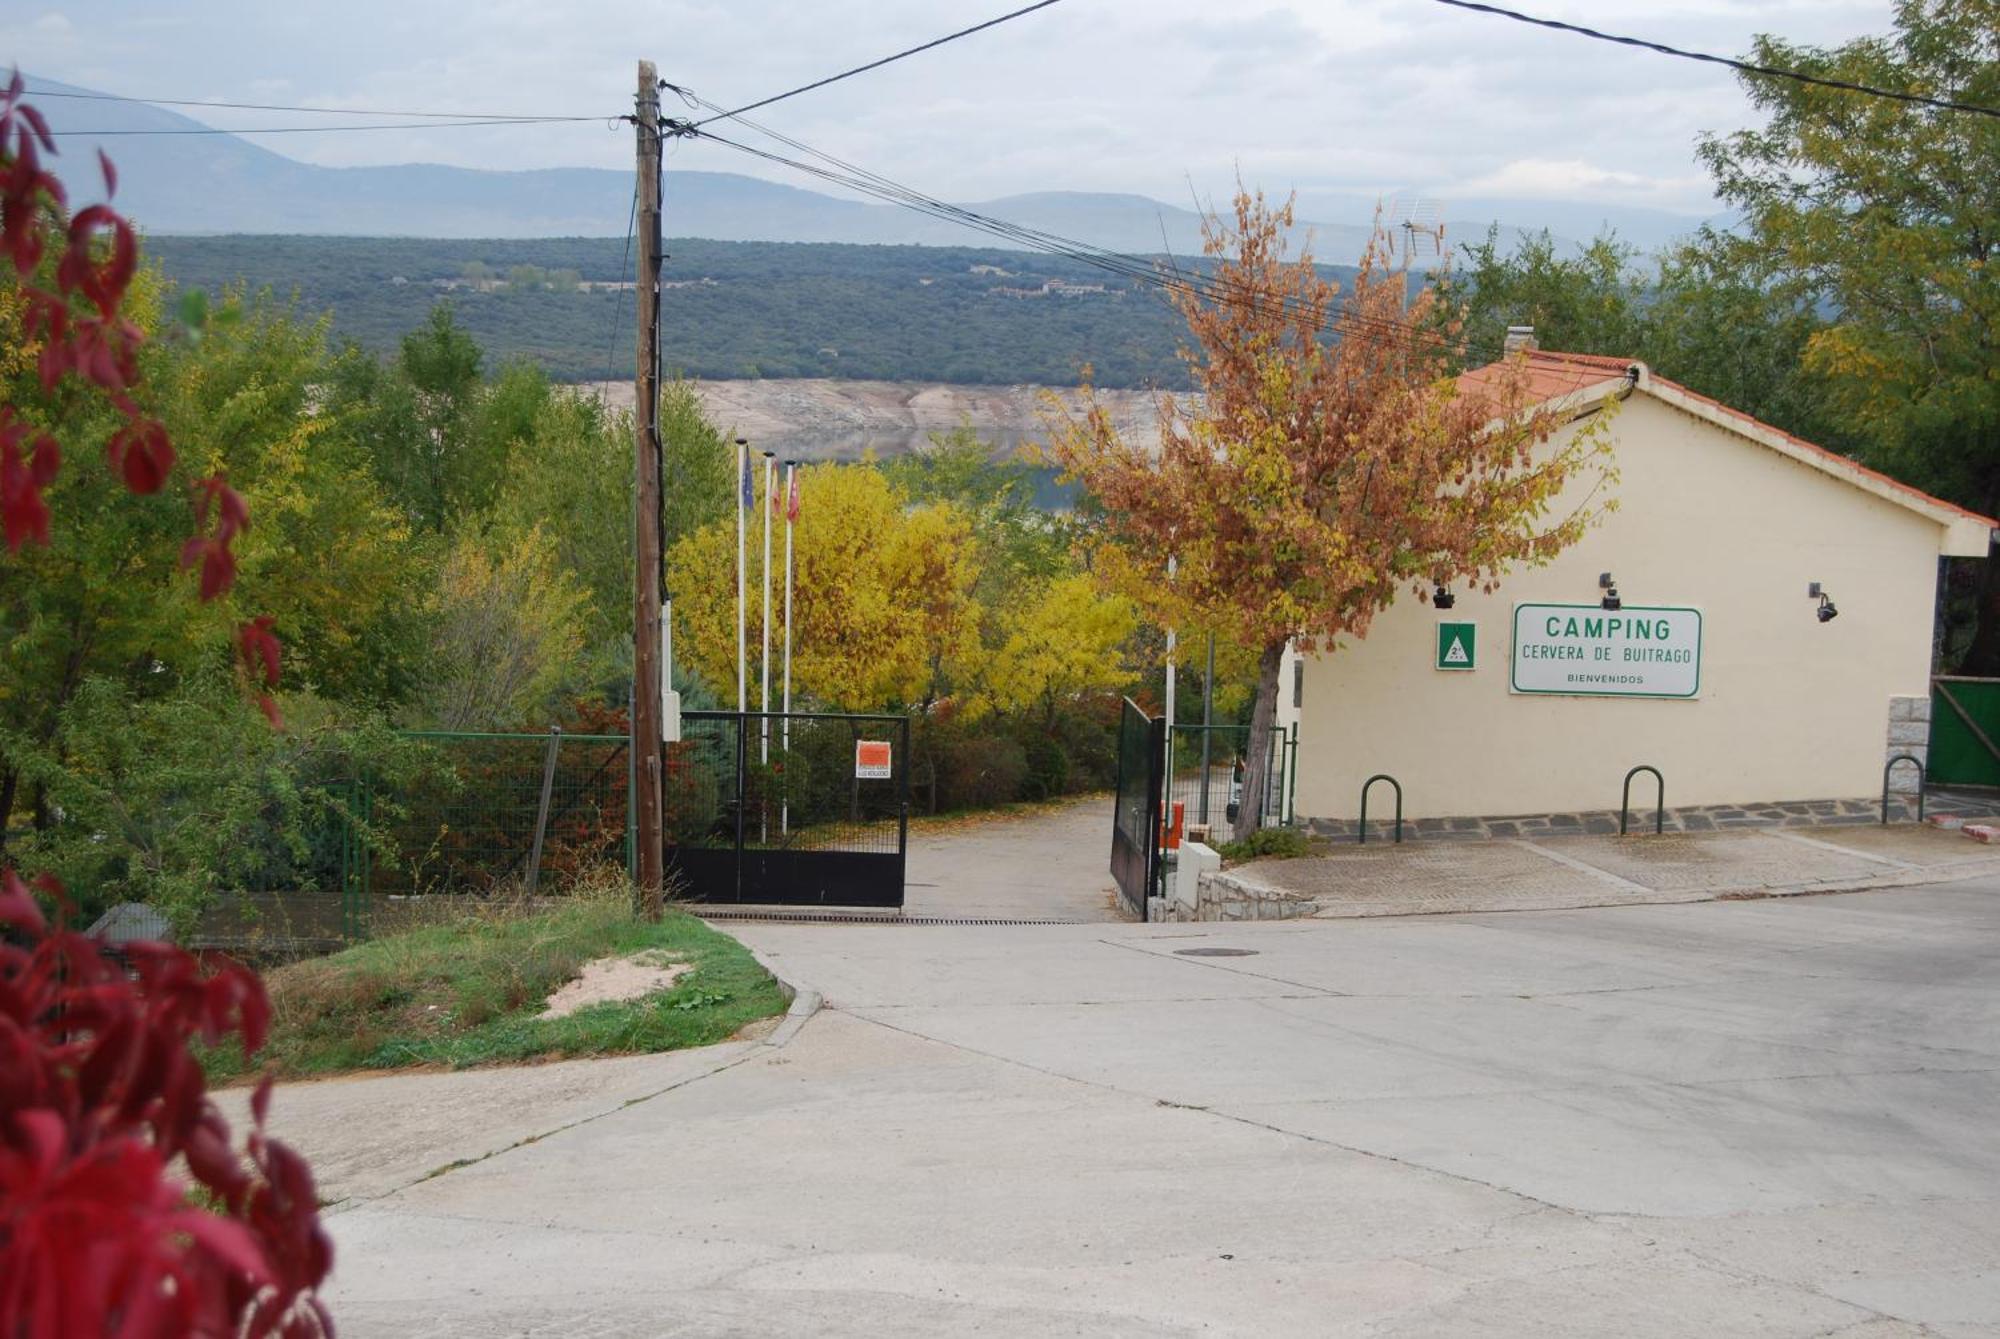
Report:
691,0,1068,126
1427,0,2000,120
49,116,594,136
21,85,600,121
683,119,1513,366
598,182,640,408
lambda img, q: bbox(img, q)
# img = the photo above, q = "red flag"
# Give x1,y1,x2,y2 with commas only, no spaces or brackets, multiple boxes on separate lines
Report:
787,471,800,522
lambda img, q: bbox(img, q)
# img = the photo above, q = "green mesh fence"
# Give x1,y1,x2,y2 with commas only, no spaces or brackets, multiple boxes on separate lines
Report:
379,731,633,901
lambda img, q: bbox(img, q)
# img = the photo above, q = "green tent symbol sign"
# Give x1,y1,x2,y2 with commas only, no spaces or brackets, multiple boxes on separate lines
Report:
1436,622,1476,671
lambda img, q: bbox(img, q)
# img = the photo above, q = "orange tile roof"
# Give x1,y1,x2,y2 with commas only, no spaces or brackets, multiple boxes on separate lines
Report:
1460,349,1999,531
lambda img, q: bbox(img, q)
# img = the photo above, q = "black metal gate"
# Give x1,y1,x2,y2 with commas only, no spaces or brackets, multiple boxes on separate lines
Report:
1111,698,1165,920
663,711,909,907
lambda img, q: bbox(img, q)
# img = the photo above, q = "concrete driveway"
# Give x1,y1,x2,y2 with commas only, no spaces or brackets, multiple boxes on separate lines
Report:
902,794,1121,921
312,878,2000,1337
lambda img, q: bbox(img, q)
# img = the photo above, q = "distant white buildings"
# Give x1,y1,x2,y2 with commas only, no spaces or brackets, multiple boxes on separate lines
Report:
987,278,1111,300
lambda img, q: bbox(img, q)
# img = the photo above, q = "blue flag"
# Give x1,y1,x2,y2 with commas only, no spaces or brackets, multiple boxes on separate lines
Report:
739,448,753,508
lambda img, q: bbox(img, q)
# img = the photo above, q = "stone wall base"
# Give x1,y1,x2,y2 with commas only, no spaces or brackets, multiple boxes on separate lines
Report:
1162,868,1315,923
1299,794,1957,844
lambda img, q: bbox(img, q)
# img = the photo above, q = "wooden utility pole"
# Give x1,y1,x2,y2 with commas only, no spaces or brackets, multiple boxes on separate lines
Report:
632,61,666,915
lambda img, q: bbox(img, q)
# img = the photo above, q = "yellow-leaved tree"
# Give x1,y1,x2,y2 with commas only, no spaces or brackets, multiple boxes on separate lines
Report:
421,525,590,729
1050,189,1614,838
982,573,1136,724
668,464,981,711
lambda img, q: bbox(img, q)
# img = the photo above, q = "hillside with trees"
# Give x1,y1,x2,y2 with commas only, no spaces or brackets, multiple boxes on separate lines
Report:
143,235,1360,387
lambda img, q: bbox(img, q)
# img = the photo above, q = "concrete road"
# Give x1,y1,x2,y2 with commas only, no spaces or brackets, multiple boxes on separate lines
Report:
903,794,1122,921
315,878,2000,1337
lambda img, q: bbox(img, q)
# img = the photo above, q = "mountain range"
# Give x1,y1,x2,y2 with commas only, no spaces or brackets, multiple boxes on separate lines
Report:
26,77,1717,258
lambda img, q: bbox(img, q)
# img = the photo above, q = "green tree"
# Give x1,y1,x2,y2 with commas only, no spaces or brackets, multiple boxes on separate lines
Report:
661,378,734,554
334,302,500,532
489,392,634,652
1698,0,2000,666
1432,227,1645,363
420,525,591,730
474,359,553,473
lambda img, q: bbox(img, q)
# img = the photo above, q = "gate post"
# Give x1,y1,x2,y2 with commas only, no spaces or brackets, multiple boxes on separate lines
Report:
525,726,563,896
734,713,749,899
1144,713,1166,920
896,714,911,893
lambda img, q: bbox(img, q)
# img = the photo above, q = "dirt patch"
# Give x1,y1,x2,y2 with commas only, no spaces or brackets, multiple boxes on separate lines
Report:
538,952,691,1020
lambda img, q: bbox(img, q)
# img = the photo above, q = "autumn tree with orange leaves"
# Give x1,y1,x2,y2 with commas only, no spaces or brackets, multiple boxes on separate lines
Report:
1050,189,1613,839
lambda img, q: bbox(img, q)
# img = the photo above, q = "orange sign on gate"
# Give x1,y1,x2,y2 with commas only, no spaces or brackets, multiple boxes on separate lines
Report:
854,739,892,780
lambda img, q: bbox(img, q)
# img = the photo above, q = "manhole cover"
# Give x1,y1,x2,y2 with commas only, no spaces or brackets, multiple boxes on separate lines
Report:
1174,947,1259,957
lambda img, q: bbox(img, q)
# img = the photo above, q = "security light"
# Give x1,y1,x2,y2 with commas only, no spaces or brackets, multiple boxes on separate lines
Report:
1433,584,1455,609
1809,582,1838,621
1599,572,1621,611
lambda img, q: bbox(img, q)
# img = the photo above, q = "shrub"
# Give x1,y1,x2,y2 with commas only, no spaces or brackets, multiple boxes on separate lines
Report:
12,677,432,935
1017,731,1071,800
0,871,335,1335
1050,699,1120,791
936,734,1029,811
1217,827,1315,864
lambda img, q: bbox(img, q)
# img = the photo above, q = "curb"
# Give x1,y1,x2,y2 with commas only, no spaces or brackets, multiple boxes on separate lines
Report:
1199,850,2000,922
764,986,823,1049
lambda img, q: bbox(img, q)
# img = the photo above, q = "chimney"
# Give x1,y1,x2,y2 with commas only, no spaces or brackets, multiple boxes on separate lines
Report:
1503,325,1537,356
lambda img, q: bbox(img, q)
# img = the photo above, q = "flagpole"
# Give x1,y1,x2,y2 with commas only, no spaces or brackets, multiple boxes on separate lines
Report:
734,437,748,715
781,459,797,837
760,450,775,763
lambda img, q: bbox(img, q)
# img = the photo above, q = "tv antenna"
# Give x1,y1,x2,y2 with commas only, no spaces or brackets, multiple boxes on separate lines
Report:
1387,195,1447,260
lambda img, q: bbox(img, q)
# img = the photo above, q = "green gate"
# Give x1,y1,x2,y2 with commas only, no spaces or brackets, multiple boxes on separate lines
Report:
1929,677,2000,787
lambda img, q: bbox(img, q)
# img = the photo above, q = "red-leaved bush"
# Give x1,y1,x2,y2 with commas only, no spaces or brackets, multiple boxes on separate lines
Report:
0,72,278,722
2,78,329,1332
0,871,335,1335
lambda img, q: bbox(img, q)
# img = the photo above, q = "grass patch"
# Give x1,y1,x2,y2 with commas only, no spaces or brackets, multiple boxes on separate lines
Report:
203,883,788,1081
1216,827,1320,865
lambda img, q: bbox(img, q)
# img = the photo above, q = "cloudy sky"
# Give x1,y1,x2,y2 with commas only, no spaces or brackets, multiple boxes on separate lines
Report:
8,0,1892,220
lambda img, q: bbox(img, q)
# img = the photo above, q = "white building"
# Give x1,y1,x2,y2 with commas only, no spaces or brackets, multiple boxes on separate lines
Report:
1291,346,1993,828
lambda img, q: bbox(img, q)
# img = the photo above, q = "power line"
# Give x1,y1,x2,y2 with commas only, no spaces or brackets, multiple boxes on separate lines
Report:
675,91,1499,357
21,84,598,121
49,116,595,137
691,0,1068,127
1427,0,2000,121
598,181,640,408
683,118,1510,365
695,124,1480,355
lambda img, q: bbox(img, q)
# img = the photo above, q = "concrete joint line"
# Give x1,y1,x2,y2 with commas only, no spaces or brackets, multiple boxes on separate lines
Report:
335,969,826,1213
1511,838,1651,892
1762,827,1916,869
839,1006,1967,1333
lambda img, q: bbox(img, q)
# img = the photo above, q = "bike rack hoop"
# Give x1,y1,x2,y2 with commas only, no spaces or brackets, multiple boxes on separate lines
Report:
1359,774,1403,845
1620,765,1664,836
1882,753,1925,825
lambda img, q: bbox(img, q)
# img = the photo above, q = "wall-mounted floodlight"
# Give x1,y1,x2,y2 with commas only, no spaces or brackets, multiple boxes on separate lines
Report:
1433,584,1456,610
1810,581,1838,622
1599,571,1621,611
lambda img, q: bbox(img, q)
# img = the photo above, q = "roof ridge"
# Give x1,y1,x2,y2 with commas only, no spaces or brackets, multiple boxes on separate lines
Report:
1456,348,1998,533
